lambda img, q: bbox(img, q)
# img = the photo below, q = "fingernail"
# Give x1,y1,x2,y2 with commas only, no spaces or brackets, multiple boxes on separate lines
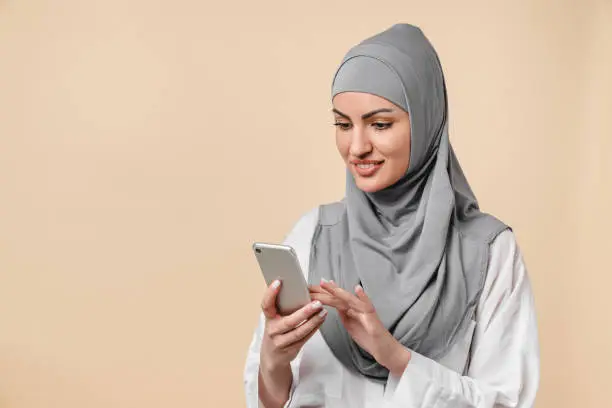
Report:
311,300,322,310
271,280,280,289
321,278,329,284
355,284,363,292
318,309,328,318
330,280,336,285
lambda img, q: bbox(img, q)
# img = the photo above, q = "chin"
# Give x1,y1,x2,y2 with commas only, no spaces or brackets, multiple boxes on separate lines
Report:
354,177,389,193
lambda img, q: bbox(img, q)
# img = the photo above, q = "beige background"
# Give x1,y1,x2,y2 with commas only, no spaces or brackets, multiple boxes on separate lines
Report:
0,0,610,407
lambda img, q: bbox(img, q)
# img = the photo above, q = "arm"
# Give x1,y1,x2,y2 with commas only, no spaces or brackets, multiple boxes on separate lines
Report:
259,363,293,408
385,230,540,407
244,207,321,407
243,312,299,408
244,294,326,408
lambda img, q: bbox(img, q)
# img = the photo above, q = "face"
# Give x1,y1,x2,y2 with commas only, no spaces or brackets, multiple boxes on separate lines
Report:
332,92,411,193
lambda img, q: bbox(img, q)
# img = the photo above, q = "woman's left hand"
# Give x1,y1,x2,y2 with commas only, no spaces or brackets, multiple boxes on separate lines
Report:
309,280,411,377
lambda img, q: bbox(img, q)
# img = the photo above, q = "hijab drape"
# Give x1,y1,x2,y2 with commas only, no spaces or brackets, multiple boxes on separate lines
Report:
308,23,508,382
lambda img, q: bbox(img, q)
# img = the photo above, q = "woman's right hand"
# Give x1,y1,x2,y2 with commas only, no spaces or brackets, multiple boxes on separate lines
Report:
260,280,328,370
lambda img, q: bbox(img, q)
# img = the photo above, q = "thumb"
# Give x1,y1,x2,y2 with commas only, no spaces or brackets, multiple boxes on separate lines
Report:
261,280,281,319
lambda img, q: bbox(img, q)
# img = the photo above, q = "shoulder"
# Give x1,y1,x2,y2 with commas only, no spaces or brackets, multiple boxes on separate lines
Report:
483,228,531,302
318,199,346,226
282,206,320,246
489,229,522,269
281,206,321,277
456,211,509,246
282,199,346,242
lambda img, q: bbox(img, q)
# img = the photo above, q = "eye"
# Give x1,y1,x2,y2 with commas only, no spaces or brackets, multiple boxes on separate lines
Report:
333,122,352,131
371,122,393,131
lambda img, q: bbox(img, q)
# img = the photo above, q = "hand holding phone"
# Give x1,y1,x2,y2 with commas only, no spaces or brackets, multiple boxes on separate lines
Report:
253,241,329,402
257,277,328,406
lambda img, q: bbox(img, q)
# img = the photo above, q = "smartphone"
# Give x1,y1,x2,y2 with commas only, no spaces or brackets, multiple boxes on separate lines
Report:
252,242,311,316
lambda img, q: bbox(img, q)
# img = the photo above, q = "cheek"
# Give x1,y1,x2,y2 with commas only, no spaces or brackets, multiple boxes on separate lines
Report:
396,139,411,172
335,133,350,161
376,135,411,174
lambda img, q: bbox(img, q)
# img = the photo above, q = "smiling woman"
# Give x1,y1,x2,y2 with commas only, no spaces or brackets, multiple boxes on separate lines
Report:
244,23,539,408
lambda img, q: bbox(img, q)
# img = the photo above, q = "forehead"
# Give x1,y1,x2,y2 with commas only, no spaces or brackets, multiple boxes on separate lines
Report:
332,92,399,113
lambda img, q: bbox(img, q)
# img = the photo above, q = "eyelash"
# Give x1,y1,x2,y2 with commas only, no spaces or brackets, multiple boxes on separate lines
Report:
333,122,393,131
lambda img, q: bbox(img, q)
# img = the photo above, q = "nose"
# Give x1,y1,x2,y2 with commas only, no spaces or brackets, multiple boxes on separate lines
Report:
348,126,372,158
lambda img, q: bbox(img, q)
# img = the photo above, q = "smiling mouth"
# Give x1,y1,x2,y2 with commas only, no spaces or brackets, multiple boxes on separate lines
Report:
351,160,384,177
351,159,384,166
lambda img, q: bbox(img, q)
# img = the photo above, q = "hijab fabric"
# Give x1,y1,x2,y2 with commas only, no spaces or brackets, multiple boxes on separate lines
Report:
308,23,508,382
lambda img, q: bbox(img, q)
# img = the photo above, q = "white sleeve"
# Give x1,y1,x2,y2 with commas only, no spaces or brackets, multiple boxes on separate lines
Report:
243,311,302,408
385,230,540,408
243,207,319,408
243,311,266,408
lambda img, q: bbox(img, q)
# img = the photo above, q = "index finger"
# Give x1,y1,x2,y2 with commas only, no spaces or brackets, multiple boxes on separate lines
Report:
320,280,367,312
308,284,332,295
273,300,325,334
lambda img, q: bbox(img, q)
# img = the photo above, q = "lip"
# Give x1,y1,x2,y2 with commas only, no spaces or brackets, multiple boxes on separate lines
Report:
351,160,384,177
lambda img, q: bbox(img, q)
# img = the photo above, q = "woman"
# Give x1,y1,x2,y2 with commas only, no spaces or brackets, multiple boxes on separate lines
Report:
244,23,539,408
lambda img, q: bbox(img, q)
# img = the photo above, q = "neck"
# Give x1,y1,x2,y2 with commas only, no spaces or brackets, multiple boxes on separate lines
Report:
366,155,435,222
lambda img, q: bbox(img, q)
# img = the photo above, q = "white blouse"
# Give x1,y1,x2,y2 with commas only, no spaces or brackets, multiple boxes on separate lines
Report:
244,207,540,408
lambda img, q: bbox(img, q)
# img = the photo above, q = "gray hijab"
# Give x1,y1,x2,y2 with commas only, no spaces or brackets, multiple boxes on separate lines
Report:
308,23,508,382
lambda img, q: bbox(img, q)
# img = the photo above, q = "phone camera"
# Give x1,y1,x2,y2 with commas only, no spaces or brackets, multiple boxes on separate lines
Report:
255,248,261,253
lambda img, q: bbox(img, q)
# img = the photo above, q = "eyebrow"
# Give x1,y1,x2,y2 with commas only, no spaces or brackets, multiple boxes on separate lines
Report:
332,108,395,120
